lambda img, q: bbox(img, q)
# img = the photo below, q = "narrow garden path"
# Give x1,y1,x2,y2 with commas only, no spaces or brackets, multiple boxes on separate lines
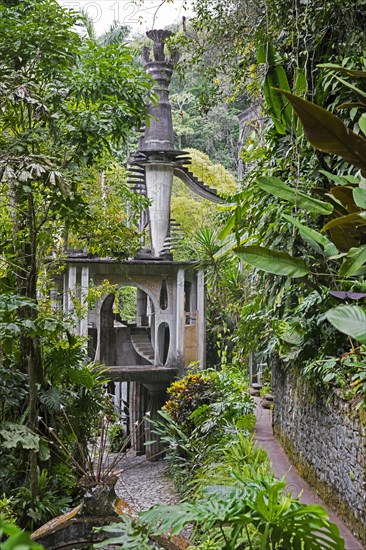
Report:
114,455,179,511
112,405,363,549
254,399,364,550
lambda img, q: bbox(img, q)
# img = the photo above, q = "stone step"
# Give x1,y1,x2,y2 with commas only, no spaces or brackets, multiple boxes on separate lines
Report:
130,329,154,364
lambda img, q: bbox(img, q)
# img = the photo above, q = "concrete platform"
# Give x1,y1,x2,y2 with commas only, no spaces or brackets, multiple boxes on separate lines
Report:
106,365,178,383
254,399,364,549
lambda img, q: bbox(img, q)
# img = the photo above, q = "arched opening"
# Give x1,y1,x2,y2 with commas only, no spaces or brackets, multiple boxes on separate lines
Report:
100,293,115,366
87,322,97,361
118,286,137,325
99,286,156,368
157,322,170,365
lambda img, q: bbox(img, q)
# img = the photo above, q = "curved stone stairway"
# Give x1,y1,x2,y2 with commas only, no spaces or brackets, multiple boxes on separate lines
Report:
130,327,154,363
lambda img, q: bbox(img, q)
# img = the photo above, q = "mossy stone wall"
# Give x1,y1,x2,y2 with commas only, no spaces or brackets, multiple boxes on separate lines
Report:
273,364,366,543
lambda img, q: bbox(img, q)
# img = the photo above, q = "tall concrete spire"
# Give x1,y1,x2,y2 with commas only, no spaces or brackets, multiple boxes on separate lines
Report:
139,30,179,257
141,30,178,152
130,30,218,258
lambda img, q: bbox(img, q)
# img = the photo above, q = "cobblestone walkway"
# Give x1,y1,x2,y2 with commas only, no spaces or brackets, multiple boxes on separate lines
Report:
114,455,179,512
114,410,364,549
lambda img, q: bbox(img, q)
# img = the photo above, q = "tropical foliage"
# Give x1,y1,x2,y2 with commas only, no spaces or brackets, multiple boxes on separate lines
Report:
101,370,344,549
174,0,366,409
1,0,365,545
0,0,151,530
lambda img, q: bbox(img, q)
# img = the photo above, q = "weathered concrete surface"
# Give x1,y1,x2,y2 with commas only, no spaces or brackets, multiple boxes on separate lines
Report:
254,398,364,549
106,365,177,383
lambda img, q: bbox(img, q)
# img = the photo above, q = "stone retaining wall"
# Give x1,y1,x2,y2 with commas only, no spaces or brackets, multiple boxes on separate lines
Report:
272,364,366,543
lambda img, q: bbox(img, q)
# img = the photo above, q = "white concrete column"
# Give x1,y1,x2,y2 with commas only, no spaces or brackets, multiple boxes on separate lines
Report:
197,270,206,369
176,268,185,367
68,265,78,331
94,304,101,363
145,164,173,256
79,265,89,337
63,270,68,313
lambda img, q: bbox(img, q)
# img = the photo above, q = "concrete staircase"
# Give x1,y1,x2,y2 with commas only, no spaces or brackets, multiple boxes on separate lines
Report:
173,165,221,203
130,327,154,364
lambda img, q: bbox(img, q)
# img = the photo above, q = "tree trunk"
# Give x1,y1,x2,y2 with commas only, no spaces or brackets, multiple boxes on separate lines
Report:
12,185,42,504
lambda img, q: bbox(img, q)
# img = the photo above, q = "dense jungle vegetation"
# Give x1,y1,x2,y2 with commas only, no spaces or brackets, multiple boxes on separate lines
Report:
1,0,366,549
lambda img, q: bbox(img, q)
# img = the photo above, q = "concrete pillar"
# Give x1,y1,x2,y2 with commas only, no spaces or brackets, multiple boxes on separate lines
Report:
67,265,78,331
63,270,69,313
145,164,173,257
190,277,197,320
136,288,148,326
176,268,185,370
129,382,148,455
80,265,89,337
144,386,166,461
197,270,206,369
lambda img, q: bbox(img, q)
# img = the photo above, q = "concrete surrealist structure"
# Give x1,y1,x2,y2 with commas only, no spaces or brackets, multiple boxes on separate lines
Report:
55,30,220,460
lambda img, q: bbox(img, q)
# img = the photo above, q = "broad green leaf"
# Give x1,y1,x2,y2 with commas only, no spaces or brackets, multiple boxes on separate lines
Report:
257,176,333,214
359,114,366,136
215,234,251,258
294,67,307,96
343,175,361,184
330,187,359,212
0,423,39,450
339,246,366,277
325,305,366,344
299,231,323,255
322,212,366,231
234,245,309,278
319,170,350,186
277,89,366,175
282,214,338,257
258,43,292,134
353,187,366,208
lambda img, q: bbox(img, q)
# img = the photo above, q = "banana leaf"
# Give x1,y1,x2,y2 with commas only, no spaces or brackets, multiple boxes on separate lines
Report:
234,245,309,278
277,89,366,175
282,214,338,257
334,75,366,100
319,170,351,186
257,43,292,134
257,176,333,214
330,187,359,212
322,212,366,231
